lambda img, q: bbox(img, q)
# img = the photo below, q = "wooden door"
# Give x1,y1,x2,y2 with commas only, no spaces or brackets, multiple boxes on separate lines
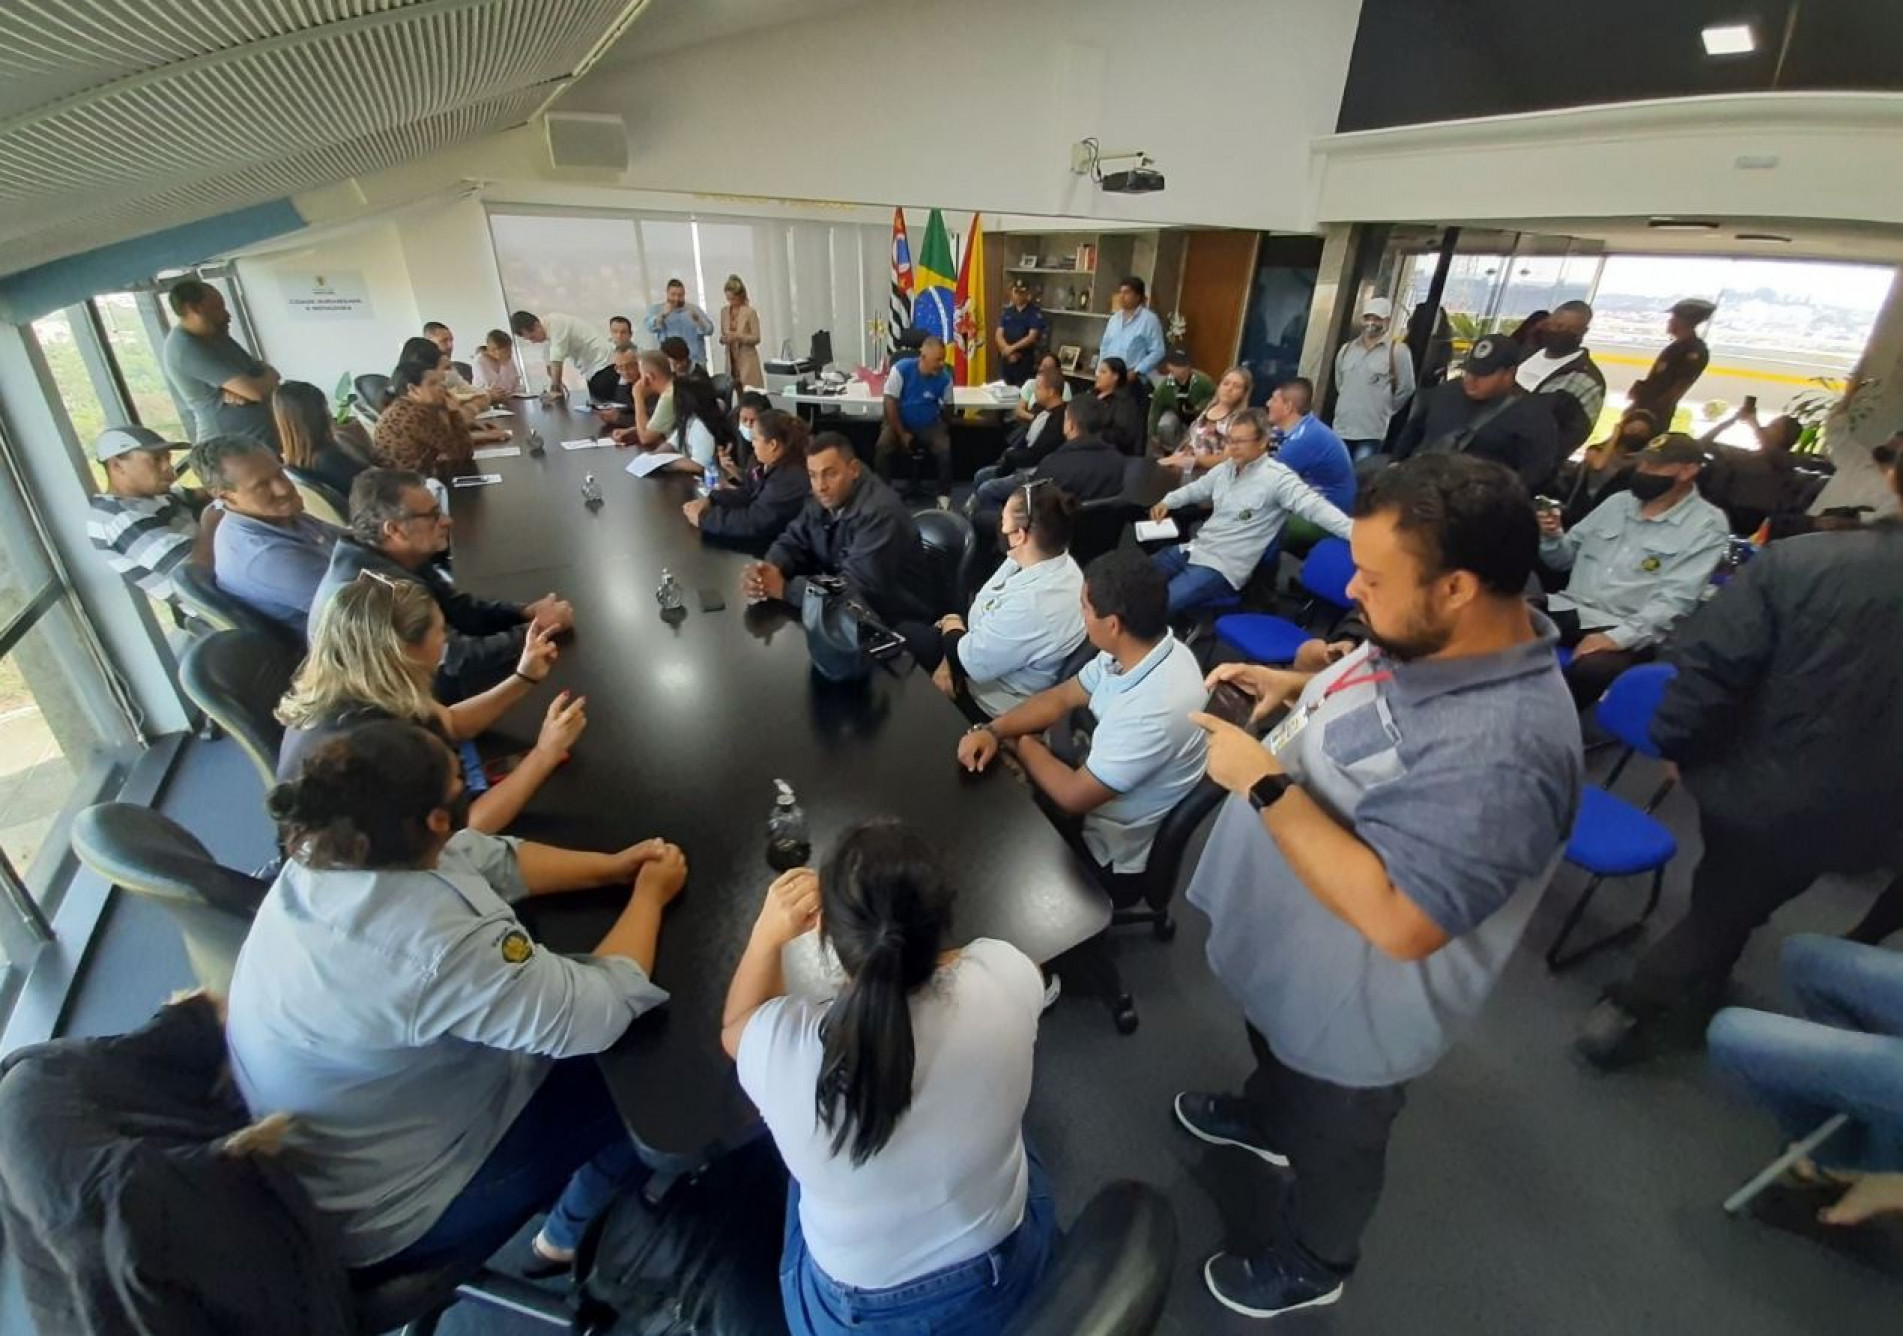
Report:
1177,230,1259,375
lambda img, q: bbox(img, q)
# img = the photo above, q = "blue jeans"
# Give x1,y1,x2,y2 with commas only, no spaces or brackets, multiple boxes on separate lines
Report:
1151,545,1236,615
364,1056,643,1276
1707,933,1903,1172
779,1148,1057,1335
1343,438,1385,462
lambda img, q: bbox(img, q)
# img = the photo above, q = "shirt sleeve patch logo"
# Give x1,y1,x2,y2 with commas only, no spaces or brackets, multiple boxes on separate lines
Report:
498,929,534,965
1238,509,1255,521
1639,555,1662,572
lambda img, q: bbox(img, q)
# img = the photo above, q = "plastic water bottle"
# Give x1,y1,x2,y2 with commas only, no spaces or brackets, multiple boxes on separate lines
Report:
703,461,720,494
655,568,684,613
580,473,602,506
766,779,811,871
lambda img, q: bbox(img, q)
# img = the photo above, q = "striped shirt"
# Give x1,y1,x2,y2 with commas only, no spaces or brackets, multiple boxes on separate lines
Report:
86,490,200,602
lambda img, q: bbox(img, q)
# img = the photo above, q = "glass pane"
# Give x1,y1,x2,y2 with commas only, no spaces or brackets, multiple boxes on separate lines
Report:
31,310,110,447
785,222,835,361
693,221,762,372
0,604,107,883
488,213,646,390
95,293,189,440
638,220,697,324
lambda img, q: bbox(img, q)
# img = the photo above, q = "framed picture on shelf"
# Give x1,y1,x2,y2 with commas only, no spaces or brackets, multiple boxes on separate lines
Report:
1018,254,1038,268
1057,344,1082,372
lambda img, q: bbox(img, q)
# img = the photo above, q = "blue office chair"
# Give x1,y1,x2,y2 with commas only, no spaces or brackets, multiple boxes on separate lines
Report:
1545,662,1679,971
1212,537,1356,665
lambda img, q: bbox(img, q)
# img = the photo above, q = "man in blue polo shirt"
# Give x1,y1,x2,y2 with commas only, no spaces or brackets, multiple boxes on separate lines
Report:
993,282,1048,386
874,335,955,508
1173,455,1581,1319
1099,276,1165,379
194,436,341,634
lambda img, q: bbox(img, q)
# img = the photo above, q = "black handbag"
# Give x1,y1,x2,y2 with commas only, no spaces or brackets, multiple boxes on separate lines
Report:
800,576,873,682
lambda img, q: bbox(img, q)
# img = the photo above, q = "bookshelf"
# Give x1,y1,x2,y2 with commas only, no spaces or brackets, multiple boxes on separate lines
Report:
988,227,1185,380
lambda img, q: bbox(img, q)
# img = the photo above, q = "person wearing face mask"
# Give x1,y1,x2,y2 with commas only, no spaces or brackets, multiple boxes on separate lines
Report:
1537,433,1730,710
897,482,1087,721
724,390,773,474
227,719,687,1277
1331,296,1416,460
1177,455,1580,1320
685,408,811,544
1554,407,1659,528
1515,299,1606,457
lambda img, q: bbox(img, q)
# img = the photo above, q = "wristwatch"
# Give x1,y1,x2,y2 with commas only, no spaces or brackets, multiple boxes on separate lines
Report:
1248,772,1294,812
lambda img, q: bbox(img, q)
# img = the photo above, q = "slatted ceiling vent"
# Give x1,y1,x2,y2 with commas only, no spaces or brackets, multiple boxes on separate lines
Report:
0,0,642,278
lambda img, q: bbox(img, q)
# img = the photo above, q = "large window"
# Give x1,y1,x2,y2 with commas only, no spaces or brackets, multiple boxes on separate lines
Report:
30,309,113,446
95,292,188,440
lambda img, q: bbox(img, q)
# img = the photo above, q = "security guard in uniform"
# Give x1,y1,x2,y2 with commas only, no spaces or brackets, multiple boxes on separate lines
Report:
226,719,687,1276
1626,298,1715,427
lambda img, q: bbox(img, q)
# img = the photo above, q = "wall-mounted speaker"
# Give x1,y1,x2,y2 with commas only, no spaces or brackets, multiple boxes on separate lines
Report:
543,112,629,172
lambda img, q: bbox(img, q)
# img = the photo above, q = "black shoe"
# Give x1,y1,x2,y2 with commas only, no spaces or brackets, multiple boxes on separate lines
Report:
1575,998,1654,1070
1173,1092,1289,1167
1203,1248,1344,1319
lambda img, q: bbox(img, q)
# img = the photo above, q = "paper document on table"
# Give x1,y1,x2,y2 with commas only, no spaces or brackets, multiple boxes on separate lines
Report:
1134,518,1180,543
561,437,615,451
625,451,685,478
474,407,515,420
509,392,538,400
451,474,504,488
471,445,520,459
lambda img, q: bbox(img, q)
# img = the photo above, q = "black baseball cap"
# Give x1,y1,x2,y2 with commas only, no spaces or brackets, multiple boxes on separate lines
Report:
1462,334,1523,376
1164,346,1193,368
1639,433,1706,466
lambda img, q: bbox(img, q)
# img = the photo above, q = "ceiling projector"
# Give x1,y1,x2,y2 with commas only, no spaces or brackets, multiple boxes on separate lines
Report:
1072,140,1166,195
1100,165,1166,194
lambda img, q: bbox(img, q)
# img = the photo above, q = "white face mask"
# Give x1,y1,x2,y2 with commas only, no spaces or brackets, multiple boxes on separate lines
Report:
738,422,754,443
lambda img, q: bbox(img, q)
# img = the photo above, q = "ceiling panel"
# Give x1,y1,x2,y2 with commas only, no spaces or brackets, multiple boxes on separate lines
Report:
0,0,642,278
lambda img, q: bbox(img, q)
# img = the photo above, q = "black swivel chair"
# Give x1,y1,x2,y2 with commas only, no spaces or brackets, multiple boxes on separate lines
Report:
68,804,268,995
353,373,392,420
913,509,977,617
709,372,735,415
178,630,303,788
1003,1181,1177,1336
1112,778,1226,942
171,561,302,647
1070,497,1137,567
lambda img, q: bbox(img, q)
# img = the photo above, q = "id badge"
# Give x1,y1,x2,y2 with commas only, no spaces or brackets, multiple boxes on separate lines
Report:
1266,705,1312,758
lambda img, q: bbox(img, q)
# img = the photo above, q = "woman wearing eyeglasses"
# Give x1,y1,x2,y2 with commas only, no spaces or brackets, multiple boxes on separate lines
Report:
897,482,1087,721
278,573,585,834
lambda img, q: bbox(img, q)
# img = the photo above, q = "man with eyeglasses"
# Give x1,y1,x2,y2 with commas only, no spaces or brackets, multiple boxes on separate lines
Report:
308,468,575,698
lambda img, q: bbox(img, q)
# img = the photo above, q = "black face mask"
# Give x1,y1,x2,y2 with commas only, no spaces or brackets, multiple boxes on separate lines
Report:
1628,472,1676,502
1540,330,1583,357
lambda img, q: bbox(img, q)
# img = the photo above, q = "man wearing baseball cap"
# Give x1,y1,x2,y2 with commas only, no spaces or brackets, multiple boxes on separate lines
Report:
1148,346,1216,446
1331,295,1415,459
1391,334,1563,492
84,425,220,609
1536,431,1730,709
1626,298,1715,427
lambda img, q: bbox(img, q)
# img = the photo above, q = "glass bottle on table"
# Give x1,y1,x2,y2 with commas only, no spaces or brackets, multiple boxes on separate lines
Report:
766,779,810,871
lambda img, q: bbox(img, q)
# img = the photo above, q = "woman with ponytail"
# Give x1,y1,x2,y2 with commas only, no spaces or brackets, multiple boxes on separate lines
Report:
721,819,1054,1334
228,718,689,1276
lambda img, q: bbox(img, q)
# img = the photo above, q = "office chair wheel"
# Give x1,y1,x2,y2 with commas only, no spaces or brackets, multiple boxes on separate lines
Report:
1112,995,1140,1035
1152,913,1176,942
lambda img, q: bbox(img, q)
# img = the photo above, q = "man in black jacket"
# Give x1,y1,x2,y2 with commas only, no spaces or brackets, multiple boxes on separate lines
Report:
1391,334,1563,493
745,434,935,625
1034,395,1127,501
1578,453,1903,1069
309,469,575,699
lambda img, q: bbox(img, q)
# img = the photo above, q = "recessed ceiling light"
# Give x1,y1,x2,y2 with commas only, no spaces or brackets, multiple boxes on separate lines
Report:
1702,23,1756,56
1734,232,1792,243
1647,217,1721,231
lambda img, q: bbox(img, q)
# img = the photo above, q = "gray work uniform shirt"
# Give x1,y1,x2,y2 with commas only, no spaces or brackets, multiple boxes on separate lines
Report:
1161,455,1352,589
226,830,668,1265
1187,625,1582,1087
1332,335,1416,442
1542,489,1732,650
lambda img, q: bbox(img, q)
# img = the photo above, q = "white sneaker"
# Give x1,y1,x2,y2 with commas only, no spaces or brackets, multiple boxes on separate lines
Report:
937,494,952,511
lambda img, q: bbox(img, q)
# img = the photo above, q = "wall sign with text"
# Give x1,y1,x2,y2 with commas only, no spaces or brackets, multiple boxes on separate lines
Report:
284,270,373,320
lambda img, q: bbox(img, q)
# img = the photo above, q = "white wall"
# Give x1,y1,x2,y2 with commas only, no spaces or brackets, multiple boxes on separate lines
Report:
396,196,512,362
234,219,423,401
557,0,1363,232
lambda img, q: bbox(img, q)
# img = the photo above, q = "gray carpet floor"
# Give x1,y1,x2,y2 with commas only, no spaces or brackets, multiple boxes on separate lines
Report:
48,729,1903,1335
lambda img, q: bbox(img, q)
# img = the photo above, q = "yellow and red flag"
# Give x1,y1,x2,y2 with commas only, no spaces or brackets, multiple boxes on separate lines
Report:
952,213,987,386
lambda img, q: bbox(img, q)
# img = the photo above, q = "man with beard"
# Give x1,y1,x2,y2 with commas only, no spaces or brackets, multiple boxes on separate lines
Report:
1172,454,1582,1319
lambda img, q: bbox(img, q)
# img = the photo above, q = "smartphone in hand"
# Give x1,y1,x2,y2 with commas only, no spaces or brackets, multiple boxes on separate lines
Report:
1205,680,1255,728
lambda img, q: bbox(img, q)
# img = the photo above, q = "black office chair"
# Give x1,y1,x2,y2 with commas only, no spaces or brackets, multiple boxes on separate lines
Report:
353,1256,567,1336
171,561,302,646
1002,1180,1177,1336
68,804,268,995
353,373,392,419
178,630,303,788
1112,778,1226,941
1070,497,1137,567
914,508,977,616
283,466,349,527
451,360,473,383
709,372,735,414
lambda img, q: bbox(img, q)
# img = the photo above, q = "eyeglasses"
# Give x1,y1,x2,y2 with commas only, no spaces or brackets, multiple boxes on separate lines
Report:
356,569,401,591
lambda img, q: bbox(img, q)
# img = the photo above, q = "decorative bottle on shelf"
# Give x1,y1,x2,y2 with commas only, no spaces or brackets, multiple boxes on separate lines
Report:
580,472,603,507
655,568,684,613
766,779,811,871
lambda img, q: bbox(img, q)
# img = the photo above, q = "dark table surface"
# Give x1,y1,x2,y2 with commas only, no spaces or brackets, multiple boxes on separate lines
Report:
446,402,1111,1167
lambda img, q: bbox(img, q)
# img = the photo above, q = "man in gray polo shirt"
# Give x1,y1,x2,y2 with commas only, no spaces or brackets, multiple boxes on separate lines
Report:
1174,455,1582,1319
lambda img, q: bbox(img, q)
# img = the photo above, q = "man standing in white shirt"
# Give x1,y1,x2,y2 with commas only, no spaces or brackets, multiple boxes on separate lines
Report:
1331,296,1415,460
509,309,615,403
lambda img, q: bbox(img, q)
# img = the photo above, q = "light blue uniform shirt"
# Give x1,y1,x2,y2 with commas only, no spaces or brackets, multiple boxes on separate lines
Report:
1098,306,1165,377
226,830,668,1265
1075,635,1209,872
1161,455,1353,589
646,301,715,366
956,554,1087,718
212,509,340,634
1188,626,1582,1087
1541,489,1730,649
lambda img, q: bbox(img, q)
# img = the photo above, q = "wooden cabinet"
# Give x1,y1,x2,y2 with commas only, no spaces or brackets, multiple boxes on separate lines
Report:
990,227,1187,382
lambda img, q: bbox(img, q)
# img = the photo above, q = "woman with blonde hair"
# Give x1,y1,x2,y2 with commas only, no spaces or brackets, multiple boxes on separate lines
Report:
277,573,585,833
719,274,764,390
1163,365,1253,474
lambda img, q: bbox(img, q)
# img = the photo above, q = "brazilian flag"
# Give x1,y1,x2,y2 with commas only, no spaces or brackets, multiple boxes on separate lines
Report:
911,209,957,348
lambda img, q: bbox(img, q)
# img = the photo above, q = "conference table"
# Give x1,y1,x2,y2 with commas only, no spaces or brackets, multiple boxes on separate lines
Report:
446,400,1111,1170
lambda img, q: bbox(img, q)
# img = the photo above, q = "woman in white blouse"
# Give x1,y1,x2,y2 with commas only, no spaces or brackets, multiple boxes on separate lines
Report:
721,821,1055,1335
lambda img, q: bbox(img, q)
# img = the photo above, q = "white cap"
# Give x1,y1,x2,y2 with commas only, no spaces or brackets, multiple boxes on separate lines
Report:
1361,296,1393,320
